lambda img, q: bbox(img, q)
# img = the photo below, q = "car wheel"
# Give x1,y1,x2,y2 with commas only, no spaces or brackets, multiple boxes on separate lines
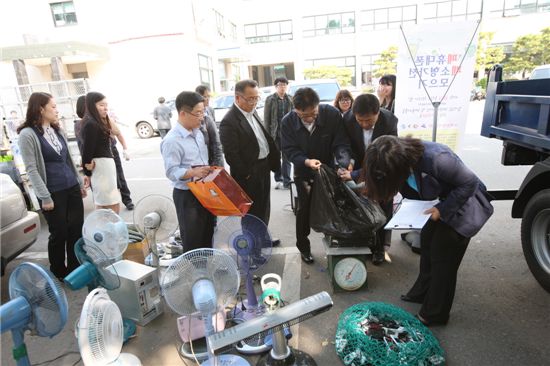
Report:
521,189,550,293
136,122,154,139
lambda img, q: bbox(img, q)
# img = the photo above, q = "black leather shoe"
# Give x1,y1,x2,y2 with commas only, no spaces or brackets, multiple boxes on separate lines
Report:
125,202,135,210
372,251,384,265
300,252,314,264
415,313,448,326
271,238,281,247
400,294,424,304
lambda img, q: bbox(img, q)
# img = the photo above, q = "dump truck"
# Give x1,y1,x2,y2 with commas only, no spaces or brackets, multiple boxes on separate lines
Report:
481,65,550,292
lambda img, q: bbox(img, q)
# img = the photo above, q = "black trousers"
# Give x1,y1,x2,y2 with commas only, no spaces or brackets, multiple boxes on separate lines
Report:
373,201,393,254
41,184,83,278
406,219,470,323
173,188,215,253
234,158,271,225
274,136,291,186
294,177,314,254
111,144,132,205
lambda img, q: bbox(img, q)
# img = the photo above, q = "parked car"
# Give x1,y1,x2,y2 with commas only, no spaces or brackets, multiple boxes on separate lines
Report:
211,92,265,125
0,173,40,275
530,64,550,80
134,99,177,139
288,79,341,105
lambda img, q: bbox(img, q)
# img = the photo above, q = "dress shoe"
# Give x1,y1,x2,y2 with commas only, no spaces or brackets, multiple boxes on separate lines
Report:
125,202,135,210
271,238,281,247
400,294,424,304
415,313,448,326
300,252,314,264
274,182,284,190
372,251,385,265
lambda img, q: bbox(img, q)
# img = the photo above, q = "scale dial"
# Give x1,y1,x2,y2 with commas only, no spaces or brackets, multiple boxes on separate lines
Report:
333,257,367,291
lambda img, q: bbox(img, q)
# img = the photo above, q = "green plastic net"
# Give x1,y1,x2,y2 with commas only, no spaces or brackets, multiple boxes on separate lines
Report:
335,302,445,366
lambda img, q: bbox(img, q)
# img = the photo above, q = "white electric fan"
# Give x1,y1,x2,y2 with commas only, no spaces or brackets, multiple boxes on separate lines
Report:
133,194,178,268
82,209,129,260
161,248,249,366
0,262,68,366
77,288,141,366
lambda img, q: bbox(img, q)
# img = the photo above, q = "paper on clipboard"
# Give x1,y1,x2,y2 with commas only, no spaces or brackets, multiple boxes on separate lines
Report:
385,199,439,230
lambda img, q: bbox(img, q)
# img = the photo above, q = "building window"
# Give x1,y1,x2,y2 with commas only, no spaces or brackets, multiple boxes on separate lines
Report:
304,56,356,85
423,0,482,23
50,1,77,27
361,54,381,86
487,0,550,17
244,20,293,44
198,54,214,90
303,12,355,37
361,5,417,31
229,21,237,41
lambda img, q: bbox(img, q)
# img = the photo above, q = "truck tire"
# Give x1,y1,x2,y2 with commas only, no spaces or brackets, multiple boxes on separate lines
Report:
136,122,154,139
521,189,550,292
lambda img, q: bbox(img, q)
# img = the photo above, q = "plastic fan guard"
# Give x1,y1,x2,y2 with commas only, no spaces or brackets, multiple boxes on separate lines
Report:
9,262,68,337
78,288,124,366
82,209,128,259
133,194,178,240
74,239,120,290
161,248,240,316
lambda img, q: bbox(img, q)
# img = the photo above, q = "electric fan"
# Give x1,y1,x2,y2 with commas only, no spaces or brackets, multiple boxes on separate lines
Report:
133,194,178,268
77,288,141,366
0,262,68,366
82,209,129,260
213,214,272,313
208,291,334,366
161,248,249,366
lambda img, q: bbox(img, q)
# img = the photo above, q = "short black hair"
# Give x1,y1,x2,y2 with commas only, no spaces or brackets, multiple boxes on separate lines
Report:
175,91,204,113
76,95,85,118
158,96,165,103
352,94,380,116
274,77,289,86
195,85,210,96
235,79,258,94
292,87,320,110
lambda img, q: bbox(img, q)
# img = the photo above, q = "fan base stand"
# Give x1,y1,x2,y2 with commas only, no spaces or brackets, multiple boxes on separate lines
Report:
201,354,250,366
115,353,142,365
257,347,317,366
180,339,209,361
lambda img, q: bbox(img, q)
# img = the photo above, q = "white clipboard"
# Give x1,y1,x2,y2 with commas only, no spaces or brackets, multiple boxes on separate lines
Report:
385,199,439,230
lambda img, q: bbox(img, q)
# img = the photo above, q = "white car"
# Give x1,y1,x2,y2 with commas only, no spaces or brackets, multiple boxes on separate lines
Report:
211,92,265,125
0,173,40,275
135,99,177,139
530,64,550,80
288,79,341,105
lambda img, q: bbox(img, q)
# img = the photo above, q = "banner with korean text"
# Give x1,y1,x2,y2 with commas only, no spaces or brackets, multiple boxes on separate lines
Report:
395,21,479,151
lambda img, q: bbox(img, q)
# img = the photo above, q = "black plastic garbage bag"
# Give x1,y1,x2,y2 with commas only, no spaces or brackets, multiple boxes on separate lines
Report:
310,165,386,239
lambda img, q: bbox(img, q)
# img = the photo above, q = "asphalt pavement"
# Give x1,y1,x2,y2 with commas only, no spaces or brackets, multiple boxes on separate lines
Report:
1,101,549,366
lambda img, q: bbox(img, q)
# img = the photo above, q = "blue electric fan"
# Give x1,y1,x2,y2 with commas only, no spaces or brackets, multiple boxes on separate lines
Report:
0,262,68,366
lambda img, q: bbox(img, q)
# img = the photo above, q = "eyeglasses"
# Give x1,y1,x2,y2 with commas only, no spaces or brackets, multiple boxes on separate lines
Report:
185,110,204,118
339,98,351,103
295,108,319,120
237,93,261,104
276,83,288,88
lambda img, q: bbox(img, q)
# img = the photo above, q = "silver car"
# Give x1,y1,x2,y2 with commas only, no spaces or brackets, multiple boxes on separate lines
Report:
211,92,265,126
0,173,41,275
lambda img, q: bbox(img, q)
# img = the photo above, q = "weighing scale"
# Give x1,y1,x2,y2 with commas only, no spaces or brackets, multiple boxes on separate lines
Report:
323,235,373,292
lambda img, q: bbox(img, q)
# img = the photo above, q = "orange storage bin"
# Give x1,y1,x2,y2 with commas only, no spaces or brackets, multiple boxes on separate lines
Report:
188,167,252,216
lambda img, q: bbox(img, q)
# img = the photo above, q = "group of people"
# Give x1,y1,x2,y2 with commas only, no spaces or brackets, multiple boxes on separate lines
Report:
17,91,131,281
16,71,493,327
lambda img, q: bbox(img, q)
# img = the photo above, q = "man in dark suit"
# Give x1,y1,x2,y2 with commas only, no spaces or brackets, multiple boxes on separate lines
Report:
281,87,351,264
219,80,281,244
342,93,398,265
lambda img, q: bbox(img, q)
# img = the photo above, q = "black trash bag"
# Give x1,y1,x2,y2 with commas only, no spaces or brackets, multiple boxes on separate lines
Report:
310,165,386,239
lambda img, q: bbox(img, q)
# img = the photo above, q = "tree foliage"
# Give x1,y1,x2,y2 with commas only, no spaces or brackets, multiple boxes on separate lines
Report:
505,27,550,78
373,46,397,77
303,65,353,86
476,32,505,75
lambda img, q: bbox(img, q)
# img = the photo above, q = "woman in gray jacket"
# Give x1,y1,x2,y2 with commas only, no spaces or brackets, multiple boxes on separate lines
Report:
17,92,87,280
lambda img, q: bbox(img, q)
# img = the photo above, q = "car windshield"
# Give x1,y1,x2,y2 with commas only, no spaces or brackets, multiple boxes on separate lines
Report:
289,83,340,102
213,95,235,108
531,68,550,79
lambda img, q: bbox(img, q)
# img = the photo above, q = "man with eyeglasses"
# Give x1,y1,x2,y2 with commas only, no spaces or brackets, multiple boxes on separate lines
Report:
264,77,293,190
340,93,398,265
281,87,351,264
219,79,281,245
160,91,215,253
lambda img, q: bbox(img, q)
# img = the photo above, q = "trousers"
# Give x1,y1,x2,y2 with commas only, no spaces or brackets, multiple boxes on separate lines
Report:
173,188,215,253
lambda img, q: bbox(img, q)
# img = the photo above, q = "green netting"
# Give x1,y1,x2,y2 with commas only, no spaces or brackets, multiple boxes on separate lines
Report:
335,302,445,366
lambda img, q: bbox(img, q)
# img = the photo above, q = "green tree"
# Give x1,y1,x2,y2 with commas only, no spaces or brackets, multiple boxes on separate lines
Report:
475,32,505,78
505,27,550,78
373,46,397,77
303,65,353,86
